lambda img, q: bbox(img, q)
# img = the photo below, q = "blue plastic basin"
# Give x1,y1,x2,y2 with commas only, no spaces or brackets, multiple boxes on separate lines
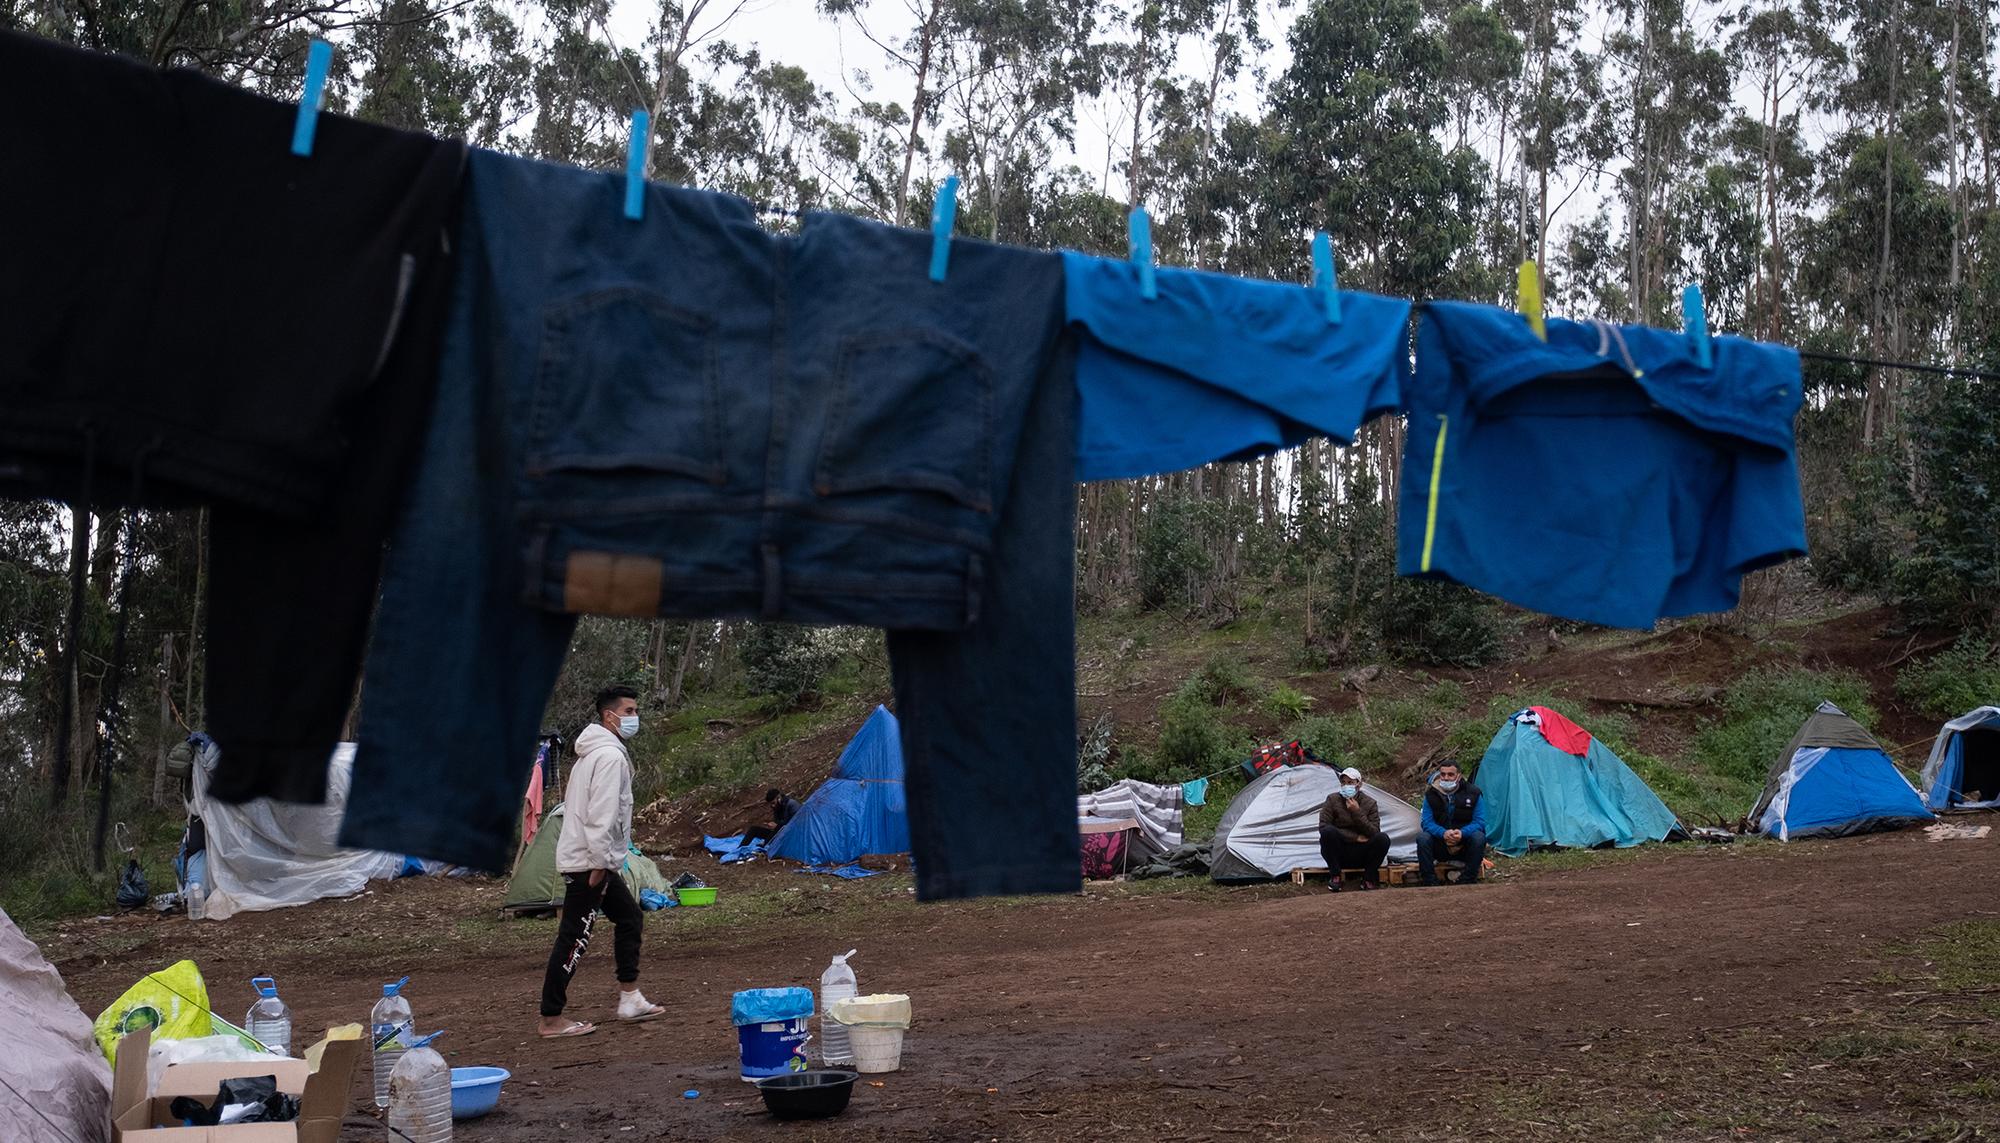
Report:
450,1066,511,1119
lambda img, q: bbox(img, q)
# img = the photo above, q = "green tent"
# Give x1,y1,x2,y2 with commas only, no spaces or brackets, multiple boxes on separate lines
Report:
503,802,671,914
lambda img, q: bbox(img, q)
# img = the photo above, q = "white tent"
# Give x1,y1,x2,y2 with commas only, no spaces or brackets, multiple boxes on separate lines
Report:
1,907,111,1142
1209,764,1421,881
191,738,405,921
1078,779,1184,859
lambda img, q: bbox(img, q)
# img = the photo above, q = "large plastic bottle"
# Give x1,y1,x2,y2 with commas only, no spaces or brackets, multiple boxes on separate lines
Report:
819,950,859,1065
386,1046,453,1143
369,977,415,1109
244,976,292,1056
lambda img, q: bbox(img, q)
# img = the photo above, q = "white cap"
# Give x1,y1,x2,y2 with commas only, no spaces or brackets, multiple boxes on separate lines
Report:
1339,766,1363,781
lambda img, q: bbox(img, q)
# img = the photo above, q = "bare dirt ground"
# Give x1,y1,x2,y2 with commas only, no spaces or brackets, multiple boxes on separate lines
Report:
42,825,2000,1142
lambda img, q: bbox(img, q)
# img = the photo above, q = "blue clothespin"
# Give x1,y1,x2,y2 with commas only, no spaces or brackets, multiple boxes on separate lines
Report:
624,109,649,221
289,40,333,157
1312,231,1342,324
1128,208,1156,300
1683,282,1712,369
929,175,959,283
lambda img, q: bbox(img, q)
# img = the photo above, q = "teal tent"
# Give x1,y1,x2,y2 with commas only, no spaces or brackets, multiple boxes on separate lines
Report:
1475,707,1682,856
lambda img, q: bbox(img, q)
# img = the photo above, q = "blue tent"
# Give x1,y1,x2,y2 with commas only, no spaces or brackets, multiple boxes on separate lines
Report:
1476,708,1682,856
1750,702,1933,840
1920,706,2000,810
768,706,910,866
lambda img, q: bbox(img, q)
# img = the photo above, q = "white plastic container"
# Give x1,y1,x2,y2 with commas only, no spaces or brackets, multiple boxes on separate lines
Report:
829,993,912,1074
387,1045,453,1143
370,976,415,1109
244,976,291,1056
818,950,858,1065
848,1025,906,1073
185,877,206,921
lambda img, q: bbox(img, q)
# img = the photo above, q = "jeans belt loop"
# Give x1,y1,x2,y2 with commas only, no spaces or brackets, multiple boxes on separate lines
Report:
965,553,984,626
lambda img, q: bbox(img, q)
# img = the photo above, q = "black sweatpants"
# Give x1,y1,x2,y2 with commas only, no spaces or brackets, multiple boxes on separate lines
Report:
1319,828,1391,885
540,871,643,1018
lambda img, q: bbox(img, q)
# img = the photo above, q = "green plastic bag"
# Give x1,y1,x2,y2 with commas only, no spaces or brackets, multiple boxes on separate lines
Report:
92,959,213,1063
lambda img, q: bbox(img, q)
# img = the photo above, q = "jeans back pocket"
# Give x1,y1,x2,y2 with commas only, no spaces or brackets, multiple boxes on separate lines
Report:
527,288,725,484
815,329,994,513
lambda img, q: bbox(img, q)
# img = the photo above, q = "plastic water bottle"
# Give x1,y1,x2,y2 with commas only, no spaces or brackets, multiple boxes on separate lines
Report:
386,1046,452,1143
244,976,292,1056
184,877,205,921
370,976,414,1109
819,950,859,1065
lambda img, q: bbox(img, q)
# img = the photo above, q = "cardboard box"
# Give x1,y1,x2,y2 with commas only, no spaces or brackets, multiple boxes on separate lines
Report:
111,1027,361,1143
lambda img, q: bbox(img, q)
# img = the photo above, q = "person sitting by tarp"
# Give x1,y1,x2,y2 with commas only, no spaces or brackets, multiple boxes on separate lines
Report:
1319,766,1389,892
743,788,802,844
1418,761,1486,886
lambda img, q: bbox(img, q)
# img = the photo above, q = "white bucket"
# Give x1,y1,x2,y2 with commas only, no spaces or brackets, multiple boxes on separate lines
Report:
848,1025,905,1073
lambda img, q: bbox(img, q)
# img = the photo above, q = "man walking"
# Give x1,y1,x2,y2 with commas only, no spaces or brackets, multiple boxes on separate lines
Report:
537,686,665,1037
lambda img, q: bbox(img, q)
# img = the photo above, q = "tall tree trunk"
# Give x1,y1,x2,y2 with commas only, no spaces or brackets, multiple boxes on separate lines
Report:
154,634,174,807
895,0,945,227
1866,0,1901,443
1126,29,1151,209
51,508,92,802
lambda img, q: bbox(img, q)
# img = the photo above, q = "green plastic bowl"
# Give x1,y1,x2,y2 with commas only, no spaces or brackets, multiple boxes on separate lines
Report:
677,887,718,906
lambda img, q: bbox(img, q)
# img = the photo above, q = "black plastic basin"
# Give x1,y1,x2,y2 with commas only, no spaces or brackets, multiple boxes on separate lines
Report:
756,1069,859,1120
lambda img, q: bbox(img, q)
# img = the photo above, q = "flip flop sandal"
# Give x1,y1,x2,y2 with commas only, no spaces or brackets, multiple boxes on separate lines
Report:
539,1020,597,1038
622,1005,666,1022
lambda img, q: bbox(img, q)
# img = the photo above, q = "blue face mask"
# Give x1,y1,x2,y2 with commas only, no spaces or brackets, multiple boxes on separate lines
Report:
1438,778,1460,793
1339,784,1360,799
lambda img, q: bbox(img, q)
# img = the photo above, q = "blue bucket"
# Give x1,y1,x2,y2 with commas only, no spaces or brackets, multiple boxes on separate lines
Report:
737,1017,810,1081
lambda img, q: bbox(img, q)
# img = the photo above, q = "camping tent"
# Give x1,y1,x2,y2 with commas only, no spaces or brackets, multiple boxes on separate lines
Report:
1749,701,1934,840
1920,706,2000,810
1,908,110,1142
1209,764,1421,881
768,705,911,866
1078,779,1184,860
1477,707,1682,856
190,736,409,921
503,801,672,913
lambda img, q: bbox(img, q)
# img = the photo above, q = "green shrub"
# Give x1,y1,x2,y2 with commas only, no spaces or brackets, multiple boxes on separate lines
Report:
1178,656,1262,706
1149,693,1249,780
1694,668,1875,786
1263,683,1316,721
1897,635,2000,720
1379,579,1504,668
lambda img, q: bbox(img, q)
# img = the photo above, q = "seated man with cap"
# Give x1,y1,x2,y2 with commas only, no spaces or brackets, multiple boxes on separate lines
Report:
1318,765,1390,891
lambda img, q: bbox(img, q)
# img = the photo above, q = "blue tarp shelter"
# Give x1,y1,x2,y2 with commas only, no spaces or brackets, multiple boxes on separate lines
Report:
1920,706,2000,811
1750,701,1933,840
768,706,910,866
1475,708,1682,856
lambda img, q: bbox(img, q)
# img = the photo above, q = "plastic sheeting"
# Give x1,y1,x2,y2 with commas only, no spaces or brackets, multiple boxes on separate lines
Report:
1921,706,2000,810
1209,765,1421,881
1478,711,1681,856
1,907,111,1143
1078,779,1185,858
769,706,911,866
192,737,403,921
731,988,814,1026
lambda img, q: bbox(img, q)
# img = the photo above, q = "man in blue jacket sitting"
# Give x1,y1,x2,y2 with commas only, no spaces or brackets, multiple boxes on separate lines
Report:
1418,761,1486,886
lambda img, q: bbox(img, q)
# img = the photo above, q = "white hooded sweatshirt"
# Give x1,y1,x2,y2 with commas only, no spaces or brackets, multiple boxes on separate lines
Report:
556,722,634,874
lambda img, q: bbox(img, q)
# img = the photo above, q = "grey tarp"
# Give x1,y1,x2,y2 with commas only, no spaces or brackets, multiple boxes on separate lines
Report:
1210,764,1421,881
1,907,110,1143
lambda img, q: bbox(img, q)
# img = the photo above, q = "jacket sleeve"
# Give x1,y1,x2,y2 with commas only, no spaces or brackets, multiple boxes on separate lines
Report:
569,752,623,870
1318,795,1335,828
1420,794,1446,839
1364,798,1382,833
1467,791,1487,838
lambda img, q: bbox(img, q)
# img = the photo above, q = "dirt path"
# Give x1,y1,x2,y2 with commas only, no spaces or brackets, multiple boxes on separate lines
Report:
46,830,2000,1141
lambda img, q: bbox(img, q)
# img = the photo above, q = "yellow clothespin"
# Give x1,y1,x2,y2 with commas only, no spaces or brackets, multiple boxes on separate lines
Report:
1517,260,1546,341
